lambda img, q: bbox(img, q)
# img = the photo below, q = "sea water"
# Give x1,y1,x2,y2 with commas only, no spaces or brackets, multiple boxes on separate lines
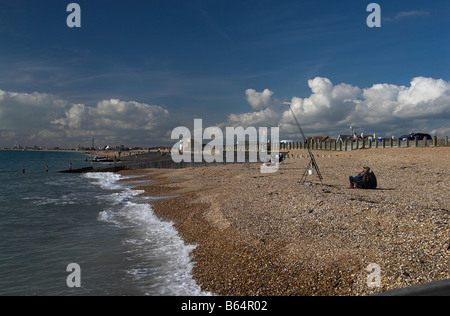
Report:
0,150,209,296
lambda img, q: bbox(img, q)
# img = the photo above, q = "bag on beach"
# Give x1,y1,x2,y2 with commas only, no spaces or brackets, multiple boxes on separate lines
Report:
359,171,377,189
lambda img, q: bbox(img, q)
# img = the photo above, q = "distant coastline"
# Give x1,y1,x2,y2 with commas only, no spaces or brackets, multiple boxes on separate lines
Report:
0,148,156,157
0,148,82,153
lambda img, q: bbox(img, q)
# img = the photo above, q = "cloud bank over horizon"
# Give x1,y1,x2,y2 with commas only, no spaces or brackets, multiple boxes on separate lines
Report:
0,76,449,148
228,76,450,139
0,91,174,148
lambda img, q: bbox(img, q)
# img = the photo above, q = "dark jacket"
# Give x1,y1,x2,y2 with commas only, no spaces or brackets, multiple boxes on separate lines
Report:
354,171,368,183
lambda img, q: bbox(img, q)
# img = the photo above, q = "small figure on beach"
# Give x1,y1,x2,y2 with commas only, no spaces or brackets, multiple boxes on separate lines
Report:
349,166,377,189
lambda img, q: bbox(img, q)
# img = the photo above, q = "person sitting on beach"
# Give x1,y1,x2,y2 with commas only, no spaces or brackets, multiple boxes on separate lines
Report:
348,166,370,189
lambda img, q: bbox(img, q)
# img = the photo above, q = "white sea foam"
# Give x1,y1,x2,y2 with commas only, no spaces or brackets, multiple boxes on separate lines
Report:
83,172,124,190
87,172,211,296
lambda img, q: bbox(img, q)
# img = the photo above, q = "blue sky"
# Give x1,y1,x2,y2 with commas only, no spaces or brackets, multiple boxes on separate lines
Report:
0,0,449,147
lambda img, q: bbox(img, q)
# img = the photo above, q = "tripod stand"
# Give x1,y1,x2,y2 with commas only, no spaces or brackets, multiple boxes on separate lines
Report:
300,152,323,185
284,102,323,185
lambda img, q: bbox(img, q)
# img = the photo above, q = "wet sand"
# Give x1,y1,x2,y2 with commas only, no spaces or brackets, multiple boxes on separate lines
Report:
119,147,449,296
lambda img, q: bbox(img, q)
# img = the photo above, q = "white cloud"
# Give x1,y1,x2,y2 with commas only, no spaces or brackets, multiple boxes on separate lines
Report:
0,90,67,130
51,99,172,146
245,88,274,110
281,77,362,125
226,77,450,139
52,103,88,129
53,99,170,132
228,106,282,128
385,10,430,22
1,76,449,148
0,89,173,147
394,77,450,117
430,126,450,137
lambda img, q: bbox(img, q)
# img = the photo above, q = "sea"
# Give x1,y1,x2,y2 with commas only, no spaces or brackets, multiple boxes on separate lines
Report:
0,150,210,296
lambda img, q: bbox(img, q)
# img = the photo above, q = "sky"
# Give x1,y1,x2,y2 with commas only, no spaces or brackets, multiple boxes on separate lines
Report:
0,0,449,148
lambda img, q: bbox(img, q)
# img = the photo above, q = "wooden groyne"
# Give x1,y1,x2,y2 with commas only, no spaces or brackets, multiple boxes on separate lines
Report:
58,151,275,173
59,135,448,173
274,135,448,151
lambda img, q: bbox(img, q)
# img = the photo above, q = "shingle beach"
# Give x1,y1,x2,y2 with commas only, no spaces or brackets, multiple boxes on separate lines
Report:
120,147,449,296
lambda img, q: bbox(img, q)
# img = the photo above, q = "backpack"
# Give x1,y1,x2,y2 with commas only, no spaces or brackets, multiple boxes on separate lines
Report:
359,171,377,189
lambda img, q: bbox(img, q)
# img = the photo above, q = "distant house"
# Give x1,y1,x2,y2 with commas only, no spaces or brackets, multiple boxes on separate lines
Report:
307,135,331,143
336,135,353,142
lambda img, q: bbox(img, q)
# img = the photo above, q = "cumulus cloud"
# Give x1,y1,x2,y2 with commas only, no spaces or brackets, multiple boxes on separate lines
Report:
52,103,88,129
430,126,450,136
281,77,362,127
0,89,173,147
53,99,170,132
226,77,450,138
245,88,274,110
228,107,282,128
0,90,67,130
1,76,449,148
223,88,284,129
394,77,450,117
52,99,172,146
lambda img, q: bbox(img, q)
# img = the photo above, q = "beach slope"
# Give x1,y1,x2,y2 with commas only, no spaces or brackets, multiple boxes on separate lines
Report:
120,147,449,296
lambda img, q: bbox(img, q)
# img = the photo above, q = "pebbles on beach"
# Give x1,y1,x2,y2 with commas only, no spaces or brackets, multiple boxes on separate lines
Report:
121,147,449,296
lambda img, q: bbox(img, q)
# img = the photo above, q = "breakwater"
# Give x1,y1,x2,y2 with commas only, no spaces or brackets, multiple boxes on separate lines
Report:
59,151,274,173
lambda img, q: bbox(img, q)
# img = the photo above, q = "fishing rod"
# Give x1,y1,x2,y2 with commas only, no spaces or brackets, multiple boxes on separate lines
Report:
284,101,323,185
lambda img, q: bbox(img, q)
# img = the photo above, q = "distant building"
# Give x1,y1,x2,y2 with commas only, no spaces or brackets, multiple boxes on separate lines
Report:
307,136,331,143
336,135,353,142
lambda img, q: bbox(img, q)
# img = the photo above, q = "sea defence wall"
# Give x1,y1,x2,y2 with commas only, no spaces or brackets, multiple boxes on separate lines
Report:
60,135,449,173
59,151,275,173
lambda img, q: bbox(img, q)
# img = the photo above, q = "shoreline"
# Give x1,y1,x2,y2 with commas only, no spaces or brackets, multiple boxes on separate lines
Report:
119,147,449,296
